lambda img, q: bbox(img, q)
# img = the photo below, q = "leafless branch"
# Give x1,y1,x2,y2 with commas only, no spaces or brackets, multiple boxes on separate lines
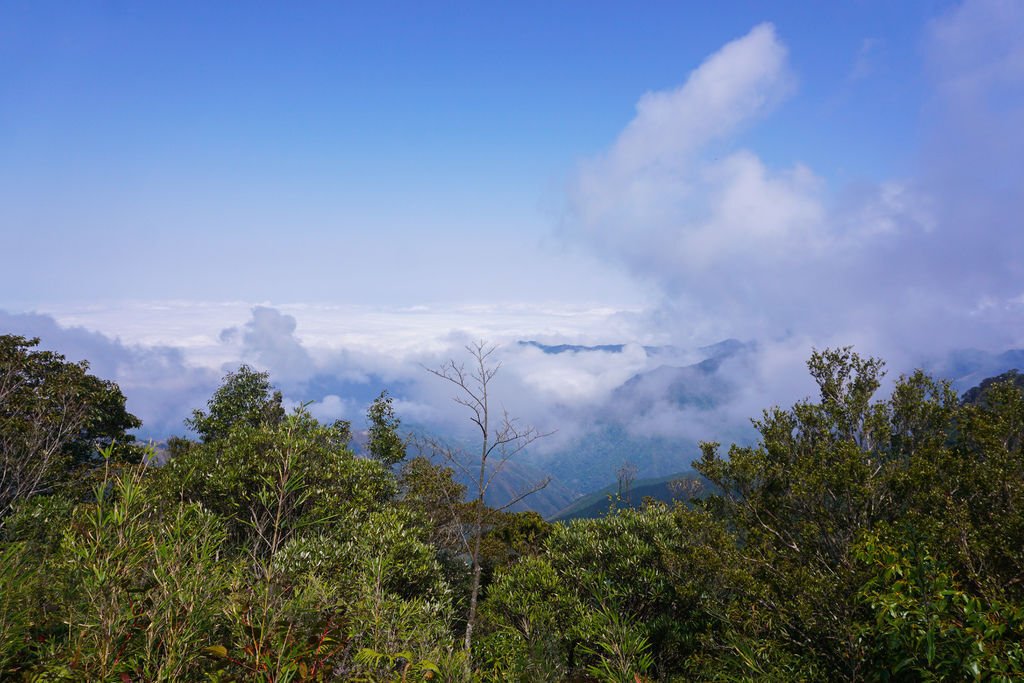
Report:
420,340,552,665
495,477,552,512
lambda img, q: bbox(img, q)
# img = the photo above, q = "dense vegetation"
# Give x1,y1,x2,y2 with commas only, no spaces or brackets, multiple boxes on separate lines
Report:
1,336,1022,681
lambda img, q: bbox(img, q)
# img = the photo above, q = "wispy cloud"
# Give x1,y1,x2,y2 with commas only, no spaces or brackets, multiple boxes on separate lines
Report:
848,38,879,82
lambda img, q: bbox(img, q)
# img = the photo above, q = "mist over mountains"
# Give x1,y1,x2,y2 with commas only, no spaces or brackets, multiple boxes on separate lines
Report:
3,305,1021,515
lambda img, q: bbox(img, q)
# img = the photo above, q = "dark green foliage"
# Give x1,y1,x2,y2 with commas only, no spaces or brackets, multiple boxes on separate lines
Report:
0,455,230,681
854,534,1024,681
694,349,1024,678
164,376,456,680
54,462,230,681
184,364,286,443
0,335,141,522
158,407,394,554
480,503,749,680
0,541,36,672
942,377,1024,602
961,369,1024,406
483,510,550,566
398,455,470,558
0,358,460,680
367,390,407,467
2,338,1023,681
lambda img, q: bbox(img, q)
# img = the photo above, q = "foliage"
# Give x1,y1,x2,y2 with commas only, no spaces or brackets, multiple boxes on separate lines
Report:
2,338,1023,681
946,377,1024,602
0,335,141,522
206,502,453,681
961,369,1024,406
208,564,350,682
480,503,749,680
476,556,571,681
157,407,394,553
480,510,550,570
398,456,468,552
184,364,286,444
578,605,654,683
20,453,230,681
0,541,36,673
855,534,1024,681
367,390,408,468
695,349,1024,678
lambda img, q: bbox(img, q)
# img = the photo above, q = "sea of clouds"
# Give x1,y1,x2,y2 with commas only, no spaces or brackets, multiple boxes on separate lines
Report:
3,1,1022,480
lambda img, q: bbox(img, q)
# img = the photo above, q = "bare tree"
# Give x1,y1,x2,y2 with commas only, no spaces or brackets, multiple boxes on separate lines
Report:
616,460,638,505
422,340,551,663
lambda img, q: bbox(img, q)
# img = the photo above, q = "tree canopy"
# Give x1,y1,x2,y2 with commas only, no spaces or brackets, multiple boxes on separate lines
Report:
1,341,1022,681
0,335,140,522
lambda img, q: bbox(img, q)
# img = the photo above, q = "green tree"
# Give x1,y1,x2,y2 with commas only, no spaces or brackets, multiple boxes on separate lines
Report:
936,374,1024,603
694,349,901,672
184,364,285,443
854,533,1024,681
0,335,141,523
0,540,37,673
693,347,1024,678
480,503,749,681
367,390,407,467
159,406,392,555
53,460,229,682
160,371,457,680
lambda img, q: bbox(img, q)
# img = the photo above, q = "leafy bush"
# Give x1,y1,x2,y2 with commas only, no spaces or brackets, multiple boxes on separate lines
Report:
855,534,1024,681
20,458,230,681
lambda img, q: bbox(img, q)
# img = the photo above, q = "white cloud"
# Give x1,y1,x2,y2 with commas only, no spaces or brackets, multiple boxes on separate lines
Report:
568,23,830,326
307,394,358,423
17,301,665,440
572,24,798,260
0,310,220,438
927,0,1024,100
568,10,1024,357
226,305,314,382
599,23,792,176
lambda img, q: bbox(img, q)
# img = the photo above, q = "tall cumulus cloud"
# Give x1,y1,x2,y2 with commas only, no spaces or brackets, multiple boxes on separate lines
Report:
568,7,1024,357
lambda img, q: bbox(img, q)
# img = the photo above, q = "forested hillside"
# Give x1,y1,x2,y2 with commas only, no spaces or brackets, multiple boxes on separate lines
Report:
548,471,705,522
1,335,1022,681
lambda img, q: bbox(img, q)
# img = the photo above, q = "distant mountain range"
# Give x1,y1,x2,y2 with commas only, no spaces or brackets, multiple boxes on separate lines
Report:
517,340,669,355
611,338,750,412
961,369,1024,405
514,339,1024,516
523,338,757,496
548,470,705,522
926,349,1024,393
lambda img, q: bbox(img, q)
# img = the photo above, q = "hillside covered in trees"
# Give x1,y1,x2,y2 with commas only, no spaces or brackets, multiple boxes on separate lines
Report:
1,334,1022,681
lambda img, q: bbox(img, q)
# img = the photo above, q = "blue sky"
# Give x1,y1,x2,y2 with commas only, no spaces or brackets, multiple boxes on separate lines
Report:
1,1,1023,444
2,1,961,305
